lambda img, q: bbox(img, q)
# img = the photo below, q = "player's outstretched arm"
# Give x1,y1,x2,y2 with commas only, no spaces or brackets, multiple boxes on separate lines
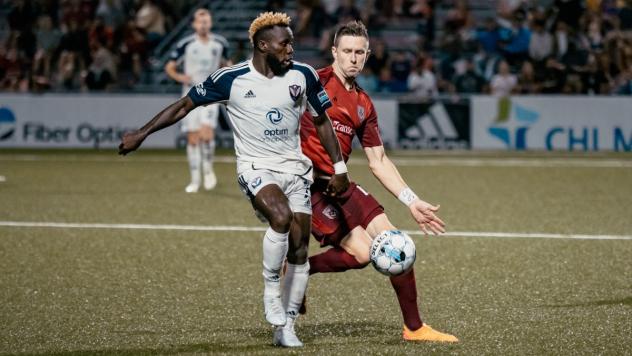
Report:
364,145,445,235
313,112,350,195
119,96,196,155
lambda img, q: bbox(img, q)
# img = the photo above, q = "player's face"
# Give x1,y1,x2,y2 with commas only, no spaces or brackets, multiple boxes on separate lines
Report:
193,13,212,35
332,35,370,79
264,26,294,75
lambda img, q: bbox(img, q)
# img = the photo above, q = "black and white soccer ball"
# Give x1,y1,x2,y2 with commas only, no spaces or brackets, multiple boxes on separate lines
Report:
370,230,416,276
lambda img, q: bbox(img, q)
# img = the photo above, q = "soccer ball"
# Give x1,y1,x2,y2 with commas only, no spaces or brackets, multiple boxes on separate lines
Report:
369,230,416,276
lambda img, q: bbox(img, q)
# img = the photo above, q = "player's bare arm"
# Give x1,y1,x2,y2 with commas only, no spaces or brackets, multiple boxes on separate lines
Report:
363,145,445,235
313,112,350,195
164,60,192,85
119,96,196,155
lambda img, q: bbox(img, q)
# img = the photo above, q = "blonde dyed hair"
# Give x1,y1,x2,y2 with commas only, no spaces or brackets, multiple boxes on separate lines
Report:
248,12,291,44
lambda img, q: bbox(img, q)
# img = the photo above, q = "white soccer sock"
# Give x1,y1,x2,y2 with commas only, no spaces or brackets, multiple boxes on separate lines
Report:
186,143,201,185
282,262,310,318
201,140,215,175
262,228,289,296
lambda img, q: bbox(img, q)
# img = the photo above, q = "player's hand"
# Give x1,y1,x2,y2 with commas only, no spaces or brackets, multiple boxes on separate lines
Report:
326,173,350,197
409,199,446,235
118,130,146,155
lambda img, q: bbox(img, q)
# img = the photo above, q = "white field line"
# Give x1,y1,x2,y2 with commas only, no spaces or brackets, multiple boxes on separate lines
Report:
0,154,631,168
0,221,630,241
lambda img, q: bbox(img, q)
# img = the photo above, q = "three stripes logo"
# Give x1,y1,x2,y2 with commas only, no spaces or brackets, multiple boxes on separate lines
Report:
400,103,467,149
244,90,256,98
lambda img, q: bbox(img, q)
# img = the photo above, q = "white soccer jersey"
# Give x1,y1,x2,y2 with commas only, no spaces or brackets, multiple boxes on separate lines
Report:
170,33,229,96
187,60,332,177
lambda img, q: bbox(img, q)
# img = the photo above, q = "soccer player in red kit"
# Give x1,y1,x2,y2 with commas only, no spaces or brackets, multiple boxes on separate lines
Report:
300,21,458,342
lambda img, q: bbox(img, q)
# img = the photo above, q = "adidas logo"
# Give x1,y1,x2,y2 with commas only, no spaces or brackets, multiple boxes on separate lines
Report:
244,90,256,98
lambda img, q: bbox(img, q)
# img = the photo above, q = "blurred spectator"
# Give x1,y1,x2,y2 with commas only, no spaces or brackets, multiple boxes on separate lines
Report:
83,39,116,91
366,38,389,77
539,57,566,93
517,60,540,93
356,67,379,92
135,0,166,50
96,0,125,29
407,55,437,98
553,21,570,59
490,60,517,96
498,10,531,66
476,17,501,54
453,57,486,93
390,51,412,92
529,18,553,62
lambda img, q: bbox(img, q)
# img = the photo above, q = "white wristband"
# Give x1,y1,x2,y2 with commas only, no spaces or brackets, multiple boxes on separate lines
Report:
398,187,419,206
333,161,348,175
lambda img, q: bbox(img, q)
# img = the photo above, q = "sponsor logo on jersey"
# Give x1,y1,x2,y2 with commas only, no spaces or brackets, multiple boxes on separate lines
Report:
244,90,256,98
332,120,353,135
322,205,338,220
317,90,330,105
266,108,283,125
195,83,206,97
357,106,365,122
288,84,303,102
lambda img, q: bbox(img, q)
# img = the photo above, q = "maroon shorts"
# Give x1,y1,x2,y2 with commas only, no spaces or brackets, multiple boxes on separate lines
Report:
311,180,384,247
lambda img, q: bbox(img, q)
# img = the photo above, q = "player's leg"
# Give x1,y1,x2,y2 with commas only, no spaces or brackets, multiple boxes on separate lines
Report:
364,215,458,342
275,175,312,347
200,105,218,190
275,212,310,347
182,108,202,193
238,169,295,327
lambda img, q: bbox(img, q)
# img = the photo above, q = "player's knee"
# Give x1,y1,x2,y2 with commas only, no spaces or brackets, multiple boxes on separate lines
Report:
268,208,293,233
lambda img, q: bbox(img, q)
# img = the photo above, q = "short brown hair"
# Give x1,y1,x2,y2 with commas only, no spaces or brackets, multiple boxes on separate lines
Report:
333,20,369,46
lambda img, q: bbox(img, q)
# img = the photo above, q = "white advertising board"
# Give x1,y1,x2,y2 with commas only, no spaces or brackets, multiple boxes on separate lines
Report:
0,94,179,148
471,96,632,151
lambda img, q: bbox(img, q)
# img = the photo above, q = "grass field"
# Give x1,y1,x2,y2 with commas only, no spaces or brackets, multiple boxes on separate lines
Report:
1,149,631,355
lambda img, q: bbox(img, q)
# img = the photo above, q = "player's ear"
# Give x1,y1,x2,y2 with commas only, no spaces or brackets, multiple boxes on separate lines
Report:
256,39,267,52
364,49,371,64
331,46,337,61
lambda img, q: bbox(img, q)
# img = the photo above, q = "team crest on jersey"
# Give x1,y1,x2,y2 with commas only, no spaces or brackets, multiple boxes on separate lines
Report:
288,84,303,102
357,106,365,122
195,83,206,96
322,205,338,220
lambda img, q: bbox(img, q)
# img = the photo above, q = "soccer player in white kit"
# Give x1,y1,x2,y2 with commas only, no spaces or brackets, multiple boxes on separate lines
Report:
119,12,349,348
165,8,229,192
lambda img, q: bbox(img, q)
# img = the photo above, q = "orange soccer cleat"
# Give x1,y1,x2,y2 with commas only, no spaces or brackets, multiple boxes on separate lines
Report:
403,324,459,343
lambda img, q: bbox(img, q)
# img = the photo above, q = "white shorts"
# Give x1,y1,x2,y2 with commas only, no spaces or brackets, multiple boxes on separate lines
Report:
237,168,312,217
181,104,219,132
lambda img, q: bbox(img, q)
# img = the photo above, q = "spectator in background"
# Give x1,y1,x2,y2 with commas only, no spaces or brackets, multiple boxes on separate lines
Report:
553,21,570,59
32,15,62,89
490,60,517,96
517,60,540,93
366,38,389,78
390,51,412,92
84,38,116,91
539,57,566,93
453,57,486,93
116,19,147,89
356,66,379,92
529,18,553,63
135,0,166,50
476,17,501,54
96,0,125,29
498,10,531,66
407,54,438,98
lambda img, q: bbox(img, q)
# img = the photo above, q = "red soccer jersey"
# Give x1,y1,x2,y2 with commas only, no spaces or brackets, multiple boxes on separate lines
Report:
300,66,382,176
